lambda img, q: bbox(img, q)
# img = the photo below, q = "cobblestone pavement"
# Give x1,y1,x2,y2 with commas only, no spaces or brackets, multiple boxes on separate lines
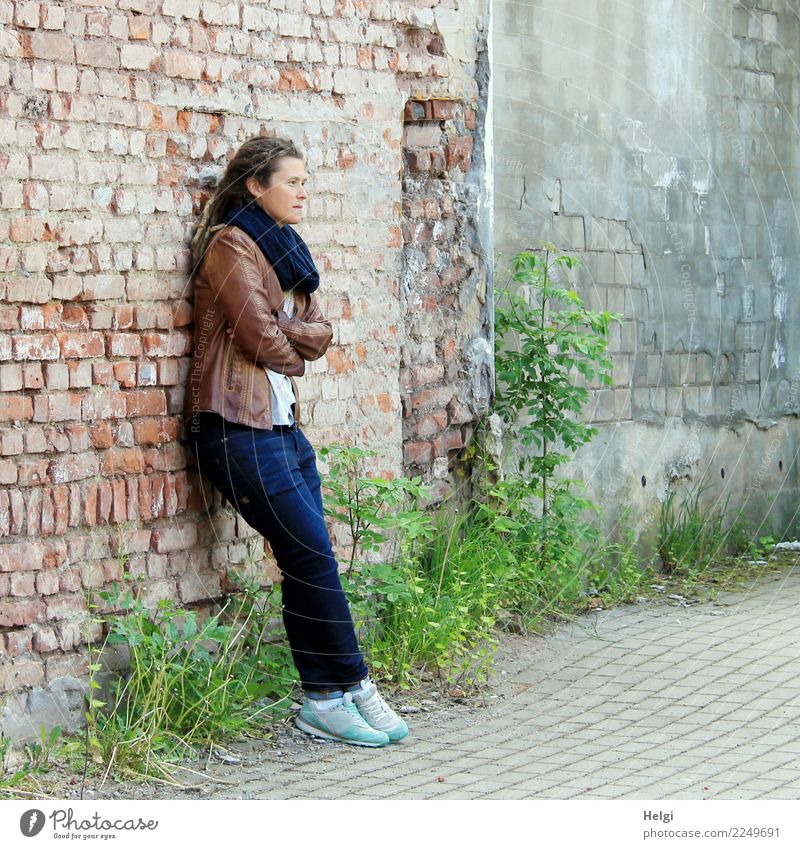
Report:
99,562,800,800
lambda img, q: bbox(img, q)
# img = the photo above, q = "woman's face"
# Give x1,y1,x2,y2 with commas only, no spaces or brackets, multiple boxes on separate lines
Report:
246,156,308,227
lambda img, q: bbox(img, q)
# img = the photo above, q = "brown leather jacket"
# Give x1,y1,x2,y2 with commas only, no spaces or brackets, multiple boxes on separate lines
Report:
183,225,333,436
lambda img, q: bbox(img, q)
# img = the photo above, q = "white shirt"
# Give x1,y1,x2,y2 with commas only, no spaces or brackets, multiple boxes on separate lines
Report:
266,292,297,425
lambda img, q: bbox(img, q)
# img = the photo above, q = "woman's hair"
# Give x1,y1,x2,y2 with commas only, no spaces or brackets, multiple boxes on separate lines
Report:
189,134,304,274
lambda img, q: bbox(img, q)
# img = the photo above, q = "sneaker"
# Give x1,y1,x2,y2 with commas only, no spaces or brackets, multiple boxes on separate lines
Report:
350,679,409,742
295,692,390,747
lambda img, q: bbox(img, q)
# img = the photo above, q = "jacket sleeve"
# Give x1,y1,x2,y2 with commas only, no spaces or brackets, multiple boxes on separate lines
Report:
277,294,334,361
203,230,305,376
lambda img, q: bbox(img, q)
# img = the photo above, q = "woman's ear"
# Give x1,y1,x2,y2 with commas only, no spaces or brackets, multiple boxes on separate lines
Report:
245,176,261,198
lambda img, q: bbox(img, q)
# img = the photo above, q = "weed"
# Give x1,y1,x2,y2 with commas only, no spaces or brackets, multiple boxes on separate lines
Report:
84,574,295,783
658,483,729,579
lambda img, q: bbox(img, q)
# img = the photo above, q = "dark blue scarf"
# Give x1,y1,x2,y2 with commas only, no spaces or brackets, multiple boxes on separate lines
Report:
221,204,320,294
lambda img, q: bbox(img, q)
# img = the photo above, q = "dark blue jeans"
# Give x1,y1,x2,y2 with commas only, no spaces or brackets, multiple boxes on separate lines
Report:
188,412,369,690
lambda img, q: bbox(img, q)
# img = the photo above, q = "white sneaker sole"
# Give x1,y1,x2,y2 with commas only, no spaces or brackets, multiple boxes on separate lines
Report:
294,716,389,747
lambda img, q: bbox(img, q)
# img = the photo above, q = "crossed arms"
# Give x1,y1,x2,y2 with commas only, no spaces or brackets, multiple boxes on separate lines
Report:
203,229,333,376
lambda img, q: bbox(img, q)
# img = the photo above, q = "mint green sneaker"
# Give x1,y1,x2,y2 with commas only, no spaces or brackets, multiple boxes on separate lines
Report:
350,679,409,742
295,692,390,747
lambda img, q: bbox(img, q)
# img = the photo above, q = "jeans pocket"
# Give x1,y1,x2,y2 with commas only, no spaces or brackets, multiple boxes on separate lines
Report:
217,432,300,499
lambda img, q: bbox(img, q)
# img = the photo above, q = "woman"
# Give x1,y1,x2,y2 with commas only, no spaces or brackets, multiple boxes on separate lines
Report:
184,135,408,748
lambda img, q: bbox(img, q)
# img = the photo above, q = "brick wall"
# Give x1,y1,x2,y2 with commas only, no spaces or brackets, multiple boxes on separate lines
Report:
0,0,489,740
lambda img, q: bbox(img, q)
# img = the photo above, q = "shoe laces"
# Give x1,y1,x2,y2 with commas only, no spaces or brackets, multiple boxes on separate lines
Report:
358,688,393,721
341,692,373,724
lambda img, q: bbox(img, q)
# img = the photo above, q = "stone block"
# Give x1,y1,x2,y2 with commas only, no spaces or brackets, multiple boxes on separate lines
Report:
554,215,585,251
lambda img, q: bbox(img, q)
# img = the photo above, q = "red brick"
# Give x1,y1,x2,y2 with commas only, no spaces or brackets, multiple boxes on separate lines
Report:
45,651,88,683
18,459,48,486
100,448,144,476
26,487,42,535
0,459,18,484
445,136,474,171
5,629,33,656
36,568,60,596
403,441,433,466
151,522,198,553
173,300,192,327
10,571,36,596
41,486,55,534
163,473,178,515
48,452,99,484
52,485,69,533
0,429,24,455
0,491,9,536
32,626,59,653
404,100,427,121
9,492,25,534
443,429,465,452
126,476,139,521
0,598,45,626
12,657,46,686
61,303,89,330
45,428,70,454
64,423,91,452
45,594,86,621
157,359,181,385
0,308,20,331
83,481,98,526
68,483,81,527
141,332,188,357
32,392,82,423
133,305,158,329
111,478,127,523
325,347,355,374
13,333,60,360
134,476,149,520
58,332,105,358
56,622,84,652
129,16,150,39
19,307,45,331
89,421,113,449
133,417,178,445
431,99,458,120
143,443,183,473
175,469,189,512
113,361,137,387
81,389,126,420
164,50,203,79
108,333,142,357
126,389,166,417
22,362,44,389
23,425,47,454
417,411,449,438
405,149,431,172
97,480,113,524
112,304,135,330
0,396,33,421
91,362,115,385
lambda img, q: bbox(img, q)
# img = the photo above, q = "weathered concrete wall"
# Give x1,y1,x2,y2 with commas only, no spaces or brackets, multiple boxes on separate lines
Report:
493,0,800,542
0,0,490,740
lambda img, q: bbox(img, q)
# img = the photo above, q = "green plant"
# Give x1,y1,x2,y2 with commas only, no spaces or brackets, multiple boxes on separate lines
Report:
494,246,618,517
319,444,433,574
0,722,70,799
587,514,655,605
489,244,624,618
658,483,729,578
85,574,295,782
23,725,62,771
